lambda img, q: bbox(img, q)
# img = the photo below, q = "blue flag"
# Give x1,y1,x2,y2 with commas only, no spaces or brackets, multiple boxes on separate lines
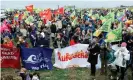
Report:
21,47,53,70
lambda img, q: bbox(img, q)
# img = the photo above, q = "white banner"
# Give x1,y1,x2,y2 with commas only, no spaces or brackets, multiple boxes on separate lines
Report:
54,44,101,69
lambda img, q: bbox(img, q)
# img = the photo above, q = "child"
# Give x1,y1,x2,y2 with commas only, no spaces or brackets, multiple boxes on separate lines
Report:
32,72,40,80
19,66,27,80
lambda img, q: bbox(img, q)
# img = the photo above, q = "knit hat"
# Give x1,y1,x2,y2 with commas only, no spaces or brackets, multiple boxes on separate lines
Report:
121,42,127,47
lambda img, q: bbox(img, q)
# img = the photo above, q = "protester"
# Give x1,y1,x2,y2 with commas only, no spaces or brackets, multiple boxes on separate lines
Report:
17,36,29,48
113,42,130,80
32,72,40,80
36,32,50,48
100,42,108,75
19,66,27,80
1,5,133,80
69,36,78,46
2,36,14,47
53,33,66,48
50,22,57,41
20,24,28,39
87,38,101,80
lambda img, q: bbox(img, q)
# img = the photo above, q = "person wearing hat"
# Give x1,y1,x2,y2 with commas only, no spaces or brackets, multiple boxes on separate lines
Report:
113,42,130,80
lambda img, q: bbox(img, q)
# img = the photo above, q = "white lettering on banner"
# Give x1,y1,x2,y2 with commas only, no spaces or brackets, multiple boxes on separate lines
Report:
32,67,39,70
1,48,10,51
31,64,49,70
1,52,14,55
54,44,101,69
40,64,49,69
1,56,17,60
57,50,88,61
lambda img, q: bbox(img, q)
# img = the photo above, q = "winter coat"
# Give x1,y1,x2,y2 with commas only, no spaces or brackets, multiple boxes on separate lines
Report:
70,39,76,46
50,24,57,33
87,44,101,64
53,38,66,48
37,37,49,48
3,41,14,47
113,47,130,67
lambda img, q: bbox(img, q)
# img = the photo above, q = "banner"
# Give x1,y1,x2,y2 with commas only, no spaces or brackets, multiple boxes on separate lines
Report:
1,45,20,69
54,44,101,69
21,47,53,70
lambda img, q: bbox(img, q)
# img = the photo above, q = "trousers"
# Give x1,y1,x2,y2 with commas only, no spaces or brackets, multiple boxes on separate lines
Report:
91,64,96,76
116,66,126,80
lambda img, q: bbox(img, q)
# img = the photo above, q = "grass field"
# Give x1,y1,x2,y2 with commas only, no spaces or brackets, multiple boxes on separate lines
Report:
1,38,132,80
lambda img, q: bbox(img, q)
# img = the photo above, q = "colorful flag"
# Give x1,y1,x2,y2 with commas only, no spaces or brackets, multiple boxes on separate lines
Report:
100,16,106,23
88,9,92,16
72,17,78,27
70,11,76,18
14,14,19,21
93,29,102,37
23,11,29,19
105,22,122,42
54,7,64,15
21,47,53,70
92,14,99,20
1,45,20,69
100,19,112,32
26,5,33,12
34,8,43,13
105,12,115,22
25,15,34,24
40,8,52,21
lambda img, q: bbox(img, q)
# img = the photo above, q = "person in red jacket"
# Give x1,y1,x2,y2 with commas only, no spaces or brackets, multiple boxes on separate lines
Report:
69,36,78,46
3,36,14,47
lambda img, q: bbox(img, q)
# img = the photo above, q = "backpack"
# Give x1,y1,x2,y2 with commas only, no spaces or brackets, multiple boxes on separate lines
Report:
106,50,116,64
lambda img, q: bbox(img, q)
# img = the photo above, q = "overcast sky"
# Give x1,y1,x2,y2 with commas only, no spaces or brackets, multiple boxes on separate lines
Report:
1,0,133,9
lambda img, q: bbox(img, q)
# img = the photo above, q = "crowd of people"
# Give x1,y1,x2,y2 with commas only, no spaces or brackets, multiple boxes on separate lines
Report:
1,7,133,80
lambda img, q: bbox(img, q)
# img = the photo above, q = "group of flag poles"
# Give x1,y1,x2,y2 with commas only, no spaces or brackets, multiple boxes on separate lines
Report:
9,4,131,43
69,8,124,43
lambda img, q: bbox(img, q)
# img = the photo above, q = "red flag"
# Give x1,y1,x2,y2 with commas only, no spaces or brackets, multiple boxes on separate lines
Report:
39,9,52,21
54,7,64,15
26,5,33,12
1,45,20,69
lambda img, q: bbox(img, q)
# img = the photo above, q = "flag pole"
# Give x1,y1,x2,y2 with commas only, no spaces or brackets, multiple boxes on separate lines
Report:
58,5,59,9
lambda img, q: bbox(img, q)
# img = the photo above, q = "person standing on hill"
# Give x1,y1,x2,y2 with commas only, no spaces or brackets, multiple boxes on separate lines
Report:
87,38,101,80
113,42,130,80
